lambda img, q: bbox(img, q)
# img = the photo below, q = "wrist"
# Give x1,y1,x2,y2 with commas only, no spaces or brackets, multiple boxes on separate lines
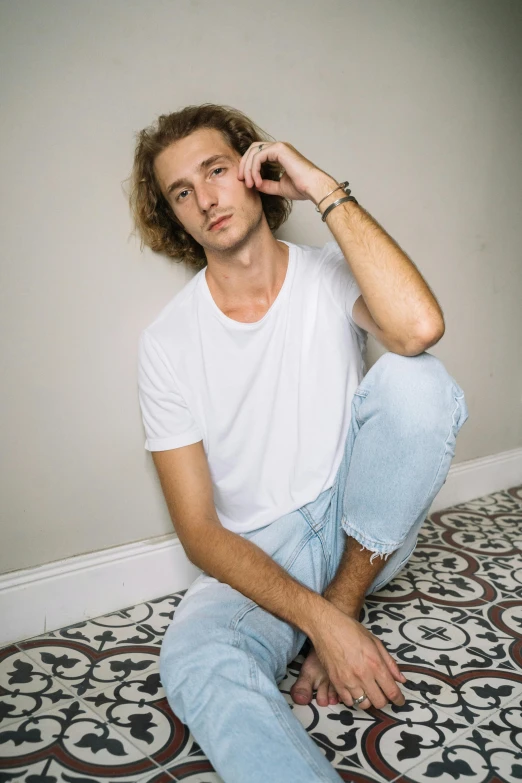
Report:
323,587,364,620
306,596,350,645
306,173,340,207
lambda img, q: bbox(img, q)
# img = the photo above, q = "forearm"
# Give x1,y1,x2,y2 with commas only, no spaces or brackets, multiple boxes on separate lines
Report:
186,524,333,639
309,176,444,346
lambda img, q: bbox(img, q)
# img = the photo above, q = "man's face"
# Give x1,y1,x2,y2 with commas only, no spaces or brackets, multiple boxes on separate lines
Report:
153,128,264,253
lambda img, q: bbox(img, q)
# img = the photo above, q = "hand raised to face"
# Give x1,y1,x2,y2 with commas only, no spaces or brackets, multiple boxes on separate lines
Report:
237,140,335,205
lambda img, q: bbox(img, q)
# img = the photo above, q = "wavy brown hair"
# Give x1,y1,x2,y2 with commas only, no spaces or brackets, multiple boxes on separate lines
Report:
128,103,292,270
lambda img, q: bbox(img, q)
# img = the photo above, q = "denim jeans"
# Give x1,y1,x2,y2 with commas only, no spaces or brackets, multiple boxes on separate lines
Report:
160,351,469,783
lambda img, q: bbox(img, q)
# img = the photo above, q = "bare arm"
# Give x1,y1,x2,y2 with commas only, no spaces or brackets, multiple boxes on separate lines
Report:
152,440,330,640
311,179,445,356
152,442,405,708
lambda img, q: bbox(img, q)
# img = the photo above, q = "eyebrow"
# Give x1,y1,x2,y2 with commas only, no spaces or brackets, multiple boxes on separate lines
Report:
165,154,235,197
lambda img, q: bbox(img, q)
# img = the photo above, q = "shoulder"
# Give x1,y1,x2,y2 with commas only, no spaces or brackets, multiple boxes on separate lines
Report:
317,240,350,269
143,268,204,340
289,239,356,288
139,267,205,372
284,239,335,277
288,238,347,268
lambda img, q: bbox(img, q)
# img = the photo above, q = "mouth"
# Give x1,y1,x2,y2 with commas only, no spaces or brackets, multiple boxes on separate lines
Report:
208,215,232,231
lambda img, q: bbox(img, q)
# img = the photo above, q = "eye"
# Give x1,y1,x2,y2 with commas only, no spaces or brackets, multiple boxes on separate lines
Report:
176,166,225,201
175,169,225,201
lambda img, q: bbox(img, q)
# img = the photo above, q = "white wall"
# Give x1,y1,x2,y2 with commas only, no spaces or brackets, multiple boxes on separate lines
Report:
1,0,521,574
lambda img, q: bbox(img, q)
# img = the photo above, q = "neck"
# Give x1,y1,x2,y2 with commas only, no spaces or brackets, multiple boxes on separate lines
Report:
205,231,290,321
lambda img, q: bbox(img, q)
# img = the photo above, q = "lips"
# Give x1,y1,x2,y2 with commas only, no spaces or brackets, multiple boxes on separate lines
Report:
209,215,232,230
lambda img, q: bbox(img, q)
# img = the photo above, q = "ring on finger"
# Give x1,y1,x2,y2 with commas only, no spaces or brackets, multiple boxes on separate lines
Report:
352,692,367,706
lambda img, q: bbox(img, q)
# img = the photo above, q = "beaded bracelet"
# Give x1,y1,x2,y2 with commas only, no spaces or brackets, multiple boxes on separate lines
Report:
321,194,358,222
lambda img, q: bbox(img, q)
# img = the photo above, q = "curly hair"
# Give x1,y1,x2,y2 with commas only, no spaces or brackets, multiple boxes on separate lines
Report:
128,103,293,270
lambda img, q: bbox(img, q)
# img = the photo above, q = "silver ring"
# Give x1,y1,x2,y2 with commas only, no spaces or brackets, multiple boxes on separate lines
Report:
352,692,367,706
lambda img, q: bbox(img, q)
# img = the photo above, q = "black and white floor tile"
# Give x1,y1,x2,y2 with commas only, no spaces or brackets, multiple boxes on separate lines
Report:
1,484,521,782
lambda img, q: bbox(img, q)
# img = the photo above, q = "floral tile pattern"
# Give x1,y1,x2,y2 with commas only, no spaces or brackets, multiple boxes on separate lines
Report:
0,646,74,729
369,545,499,608
472,552,522,601
20,642,161,698
360,598,522,681
24,593,185,653
430,506,522,557
1,483,521,782
84,665,202,769
394,724,522,783
0,699,164,781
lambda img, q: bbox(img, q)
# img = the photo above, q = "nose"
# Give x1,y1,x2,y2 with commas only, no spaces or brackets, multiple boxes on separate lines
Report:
194,183,218,214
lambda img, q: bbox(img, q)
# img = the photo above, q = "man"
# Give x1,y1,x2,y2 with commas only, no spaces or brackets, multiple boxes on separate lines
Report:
131,103,468,782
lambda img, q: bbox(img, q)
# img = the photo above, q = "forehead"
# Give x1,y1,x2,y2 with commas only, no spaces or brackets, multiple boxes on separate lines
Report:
154,128,237,189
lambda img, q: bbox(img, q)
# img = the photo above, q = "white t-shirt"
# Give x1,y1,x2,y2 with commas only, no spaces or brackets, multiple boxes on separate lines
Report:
138,239,367,534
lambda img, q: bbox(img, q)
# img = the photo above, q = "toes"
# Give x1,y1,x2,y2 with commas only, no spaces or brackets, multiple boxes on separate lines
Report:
328,685,339,705
290,676,313,705
316,681,330,707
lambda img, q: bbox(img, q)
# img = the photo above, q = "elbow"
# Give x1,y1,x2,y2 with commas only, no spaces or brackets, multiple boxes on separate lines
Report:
184,546,200,569
175,530,203,570
180,518,224,572
183,538,205,570
403,316,446,357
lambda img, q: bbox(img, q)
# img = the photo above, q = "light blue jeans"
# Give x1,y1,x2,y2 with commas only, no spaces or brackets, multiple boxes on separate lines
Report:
160,351,469,783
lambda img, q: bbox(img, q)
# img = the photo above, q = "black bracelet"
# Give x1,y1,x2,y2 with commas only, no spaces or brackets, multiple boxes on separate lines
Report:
321,195,358,222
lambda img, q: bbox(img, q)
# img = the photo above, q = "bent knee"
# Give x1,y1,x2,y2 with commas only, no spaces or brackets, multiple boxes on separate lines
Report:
160,624,233,724
368,351,464,424
372,351,453,389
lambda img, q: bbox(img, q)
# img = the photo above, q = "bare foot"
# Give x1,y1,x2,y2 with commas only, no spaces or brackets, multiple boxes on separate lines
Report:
290,646,339,707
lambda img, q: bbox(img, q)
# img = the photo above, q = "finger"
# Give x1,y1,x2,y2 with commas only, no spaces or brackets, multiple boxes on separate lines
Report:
252,177,281,196
250,144,271,188
355,650,406,709
339,688,354,708
241,142,265,187
374,638,407,683
248,142,278,188
238,142,256,180
340,684,373,710
353,694,372,710
238,143,257,183
358,678,389,710
372,666,406,708
245,146,258,187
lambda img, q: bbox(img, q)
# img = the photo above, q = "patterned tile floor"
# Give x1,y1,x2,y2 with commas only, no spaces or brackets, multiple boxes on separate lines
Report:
1,484,521,782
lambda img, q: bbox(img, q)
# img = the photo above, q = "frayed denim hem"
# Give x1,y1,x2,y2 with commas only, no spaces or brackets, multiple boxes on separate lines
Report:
341,516,403,562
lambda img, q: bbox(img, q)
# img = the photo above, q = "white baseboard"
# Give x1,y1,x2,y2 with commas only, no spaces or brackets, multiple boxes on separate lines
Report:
0,536,201,648
1,447,521,648
429,446,522,512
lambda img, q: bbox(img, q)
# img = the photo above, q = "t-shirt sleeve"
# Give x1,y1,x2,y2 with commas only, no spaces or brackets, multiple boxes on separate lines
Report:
137,330,203,451
321,240,364,325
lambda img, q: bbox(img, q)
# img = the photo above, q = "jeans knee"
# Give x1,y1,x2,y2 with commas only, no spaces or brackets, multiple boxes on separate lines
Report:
160,619,217,722
371,350,450,386
160,618,250,725
159,627,190,723
366,351,464,427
